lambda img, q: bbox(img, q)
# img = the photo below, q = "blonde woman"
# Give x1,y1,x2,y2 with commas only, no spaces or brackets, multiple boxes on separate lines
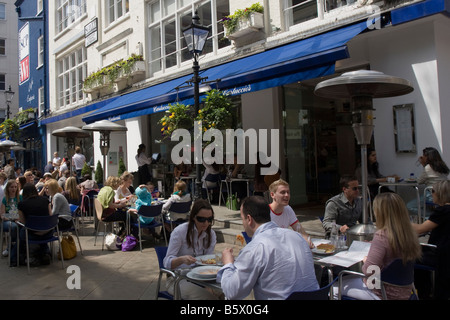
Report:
63,176,81,206
46,179,72,230
336,193,421,300
97,176,128,235
115,171,134,203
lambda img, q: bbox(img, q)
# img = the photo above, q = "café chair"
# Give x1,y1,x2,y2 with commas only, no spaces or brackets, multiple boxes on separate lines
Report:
18,215,64,274
58,206,83,255
131,204,168,251
337,259,418,300
94,198,123,251
163,200,192,232
414,243,437,299
286,276,338,300
154,246,177,300
241,231,252,244
1,220,19,266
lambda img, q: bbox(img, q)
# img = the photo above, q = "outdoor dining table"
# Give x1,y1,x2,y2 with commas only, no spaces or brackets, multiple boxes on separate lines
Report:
378,180,422,222
311,238,371,281
172,264,223,300
221,176,253,209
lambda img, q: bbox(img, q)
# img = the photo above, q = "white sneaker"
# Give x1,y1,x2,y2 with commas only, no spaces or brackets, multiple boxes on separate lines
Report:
2,249,8,257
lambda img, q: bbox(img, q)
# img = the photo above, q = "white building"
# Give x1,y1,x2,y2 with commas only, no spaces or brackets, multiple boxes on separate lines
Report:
0,0,19,121
43,0,450,204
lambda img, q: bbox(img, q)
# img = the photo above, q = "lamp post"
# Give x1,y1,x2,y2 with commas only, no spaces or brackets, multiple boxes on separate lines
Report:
183,10,210,200
4,85,14,120
82,120,128,184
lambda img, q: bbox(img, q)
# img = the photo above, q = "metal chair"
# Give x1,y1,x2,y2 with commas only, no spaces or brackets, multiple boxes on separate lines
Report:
241,231,252,244
58,205,83,255
154,246,176,300
130,204,168,251
1,220,19,266
414,243,437,299
338,258,418,300
286,276,338,300
81,189,99,222
422,186,436,221
18,215,64,274
94,198,122,251
164,200,192,231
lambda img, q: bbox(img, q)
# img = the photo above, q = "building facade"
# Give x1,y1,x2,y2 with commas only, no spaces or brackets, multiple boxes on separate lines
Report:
14,0,47,171
41,0,450,205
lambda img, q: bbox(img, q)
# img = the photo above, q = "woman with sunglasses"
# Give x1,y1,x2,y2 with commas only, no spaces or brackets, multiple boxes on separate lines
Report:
163,199,220,300
412,180,450,299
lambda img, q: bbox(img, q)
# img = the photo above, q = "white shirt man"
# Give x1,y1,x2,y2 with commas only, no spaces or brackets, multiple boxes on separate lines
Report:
268,179,313,247
218,196,319,300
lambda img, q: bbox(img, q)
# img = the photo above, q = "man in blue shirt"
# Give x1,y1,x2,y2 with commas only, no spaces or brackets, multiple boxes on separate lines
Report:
217,196,319,300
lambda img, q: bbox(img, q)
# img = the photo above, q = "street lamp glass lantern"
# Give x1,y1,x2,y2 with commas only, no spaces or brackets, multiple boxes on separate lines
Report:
4,86,14,103
183,13,210,55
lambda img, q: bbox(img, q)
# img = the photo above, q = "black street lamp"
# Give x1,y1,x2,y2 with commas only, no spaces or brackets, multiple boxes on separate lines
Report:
183,10,210,200
4,85,14,120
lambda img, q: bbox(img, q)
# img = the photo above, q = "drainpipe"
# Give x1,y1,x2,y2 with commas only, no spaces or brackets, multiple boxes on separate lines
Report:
264,0,271,36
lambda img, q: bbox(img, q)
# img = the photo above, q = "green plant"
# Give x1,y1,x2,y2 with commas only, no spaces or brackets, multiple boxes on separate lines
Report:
14,108,35,124
0,119,20,140
118,157,127,176
83,54,144,91
159,102,194,138
221,2,264,35
95,160,103,185
81,162,92,177
196,89,234,131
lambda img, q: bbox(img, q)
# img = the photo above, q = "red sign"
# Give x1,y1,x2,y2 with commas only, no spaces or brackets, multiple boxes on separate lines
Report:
19,56,30,84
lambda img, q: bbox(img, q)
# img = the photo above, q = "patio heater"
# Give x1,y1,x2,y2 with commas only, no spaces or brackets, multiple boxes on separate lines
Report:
82,120,127,184
314,70,413,243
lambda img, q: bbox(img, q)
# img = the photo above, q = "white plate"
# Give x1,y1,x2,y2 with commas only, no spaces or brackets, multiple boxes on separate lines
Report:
189,266,221,279
405,179,417,183
186,270,219,282
196,254,220,266
312,248,336,255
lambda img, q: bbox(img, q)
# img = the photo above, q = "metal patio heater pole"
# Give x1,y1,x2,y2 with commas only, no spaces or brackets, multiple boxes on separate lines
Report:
314,70,414,243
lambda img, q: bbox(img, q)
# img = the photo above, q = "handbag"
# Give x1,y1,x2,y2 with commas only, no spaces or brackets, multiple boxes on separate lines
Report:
226,194,239,211
58,235,77,260
105,232,120,251
121,235,137,252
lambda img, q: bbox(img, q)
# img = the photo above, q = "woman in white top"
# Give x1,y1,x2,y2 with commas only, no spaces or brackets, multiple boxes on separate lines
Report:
407,147,449,218
135,144,152,185
163,180,191,222
163,199,220,300
115,171,134,203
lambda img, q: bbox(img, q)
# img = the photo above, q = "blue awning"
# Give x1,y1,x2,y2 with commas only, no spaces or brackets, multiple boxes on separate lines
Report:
83,20,370,124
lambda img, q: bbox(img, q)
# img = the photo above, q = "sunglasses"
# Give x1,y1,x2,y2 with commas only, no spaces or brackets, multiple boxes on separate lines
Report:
347,187,359,191
196,216,214,223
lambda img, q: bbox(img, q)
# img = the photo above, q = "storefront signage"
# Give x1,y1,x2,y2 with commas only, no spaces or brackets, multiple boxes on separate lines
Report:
19,22,30,85
84,18,98,47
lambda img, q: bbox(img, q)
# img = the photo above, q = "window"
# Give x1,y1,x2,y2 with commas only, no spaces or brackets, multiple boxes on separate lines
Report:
37,0,43,13
147,0,230,76
38,36,44,67
57,46,87,108
107,0,129,25
0,73,5,90
38,86,45,116
0,39,5,55
56,0,87,34
0,3,5,20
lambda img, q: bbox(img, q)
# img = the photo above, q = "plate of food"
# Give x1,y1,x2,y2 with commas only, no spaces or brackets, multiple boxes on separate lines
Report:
312,243,336,255
405,178,417,183
188,266,222,280
196,254,220,266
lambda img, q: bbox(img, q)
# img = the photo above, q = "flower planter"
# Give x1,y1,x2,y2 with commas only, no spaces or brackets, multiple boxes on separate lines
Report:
114,61,146,90
225,12,264,40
